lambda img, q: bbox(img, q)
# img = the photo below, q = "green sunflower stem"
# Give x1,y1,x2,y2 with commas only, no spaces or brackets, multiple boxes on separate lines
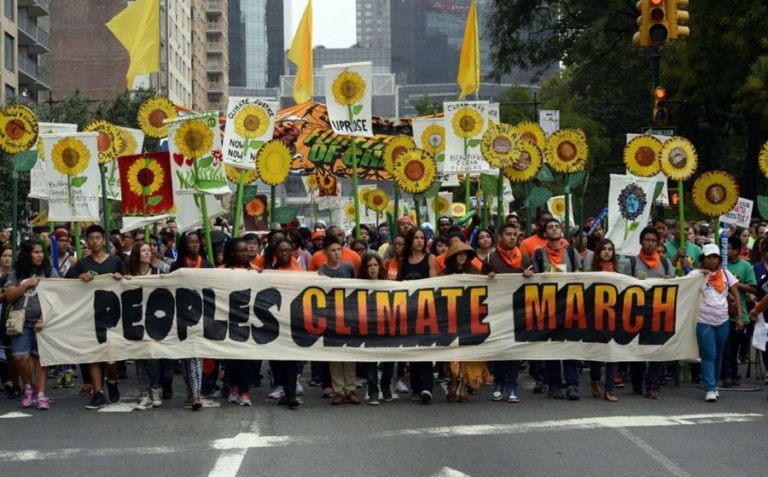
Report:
198,193,215,265
496,170,504,236
434,191,441,237
564,181,571,239
524,182,532,235
144,225,151,242
348,105,361,240
67,174,73,210
678,179,686,274
270,185,277,228
415,194,422,227
73,222,81,259
714,219,720,247
394,183,400,219
232,169,246,237
11,166,18,266
99,165,111,254
481,183,488,229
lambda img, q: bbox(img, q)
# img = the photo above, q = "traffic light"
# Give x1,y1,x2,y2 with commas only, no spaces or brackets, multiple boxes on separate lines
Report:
632,0,670,47
667,0,690,40
653,87,668,125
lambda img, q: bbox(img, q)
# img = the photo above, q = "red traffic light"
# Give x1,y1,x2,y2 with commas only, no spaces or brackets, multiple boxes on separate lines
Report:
654,87,667,100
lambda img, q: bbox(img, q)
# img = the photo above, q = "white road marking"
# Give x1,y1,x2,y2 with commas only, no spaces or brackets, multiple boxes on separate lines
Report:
616,427,691,477
431,466,472,477
98,403,137,413
0,411,32,419
208,421,260,477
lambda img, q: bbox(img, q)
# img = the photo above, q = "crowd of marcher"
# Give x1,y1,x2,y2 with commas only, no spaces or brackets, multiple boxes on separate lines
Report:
0,209,765,411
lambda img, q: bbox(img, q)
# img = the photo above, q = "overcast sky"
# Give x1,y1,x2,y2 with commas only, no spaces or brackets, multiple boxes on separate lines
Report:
285,0,357,48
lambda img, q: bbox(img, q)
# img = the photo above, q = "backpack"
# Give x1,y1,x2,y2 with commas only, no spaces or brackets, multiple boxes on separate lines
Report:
535,246,580,272
629,255,671,277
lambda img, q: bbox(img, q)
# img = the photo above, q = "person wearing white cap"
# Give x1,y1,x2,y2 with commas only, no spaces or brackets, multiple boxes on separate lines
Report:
688,243,742,402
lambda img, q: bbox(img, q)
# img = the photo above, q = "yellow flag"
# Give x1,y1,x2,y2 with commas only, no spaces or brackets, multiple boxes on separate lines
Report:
457,0,480,100
287,0,314,104
106,0,160,89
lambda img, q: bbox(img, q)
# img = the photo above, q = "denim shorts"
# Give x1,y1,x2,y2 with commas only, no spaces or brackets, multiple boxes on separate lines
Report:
11,322,38,357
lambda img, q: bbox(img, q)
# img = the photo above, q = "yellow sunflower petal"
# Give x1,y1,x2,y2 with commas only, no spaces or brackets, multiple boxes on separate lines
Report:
451,106,484,139
420,124,445,156
624,135,662,177
127,156,165,196
234,104,270,139
659,136,698,181
368,189,389,212
226,165,259,185
758,141,768,178
255,139,292,186
245,197,266,217
174,119,214,159
692,170,739,217
383,135,416,174
516,121,546,149
481,123,521,168
393,148,437,194
51,137,90,177
451,202,467,218
344,202,357,218
545,129,588,173
0,104,39,154
360,187,373,206
118,128,139,156
503,141,543,183
332,70,367,106
83,120,124,164
437,197,450,216
137,97,178,139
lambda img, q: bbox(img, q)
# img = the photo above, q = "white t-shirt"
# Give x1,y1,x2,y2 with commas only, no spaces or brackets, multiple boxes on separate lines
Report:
688,268,738,326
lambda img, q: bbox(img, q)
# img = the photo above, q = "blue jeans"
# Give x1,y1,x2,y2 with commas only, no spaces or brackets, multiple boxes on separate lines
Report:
546,360,579,388
696,322,729,392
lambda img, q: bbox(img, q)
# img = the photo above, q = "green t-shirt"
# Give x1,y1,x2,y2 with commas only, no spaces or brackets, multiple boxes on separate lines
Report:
727,258,756,323
664,239,702,273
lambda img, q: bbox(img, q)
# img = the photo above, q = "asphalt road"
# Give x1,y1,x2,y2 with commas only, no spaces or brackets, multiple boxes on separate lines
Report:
0,365,765,477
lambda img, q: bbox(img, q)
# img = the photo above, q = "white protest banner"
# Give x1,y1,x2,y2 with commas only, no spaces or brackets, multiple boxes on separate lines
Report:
606,174,656,257
43,133,101,222
104,127,145,202
37,270,703,366
222,97,277,169
719,197,753,228
30,123,79,199
323,62,373,138
443,101,492,174
167,113,229,196
174,193,228,233
539,110,560,136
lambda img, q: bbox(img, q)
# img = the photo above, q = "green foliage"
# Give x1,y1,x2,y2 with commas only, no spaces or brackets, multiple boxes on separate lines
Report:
411,95,442,116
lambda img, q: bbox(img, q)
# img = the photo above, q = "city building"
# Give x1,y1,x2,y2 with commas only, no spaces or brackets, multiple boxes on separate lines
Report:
228,0,282,90
355,0,390,50
163,0,193,105
205,0,228,111
1,0,51,103
191,0,208,111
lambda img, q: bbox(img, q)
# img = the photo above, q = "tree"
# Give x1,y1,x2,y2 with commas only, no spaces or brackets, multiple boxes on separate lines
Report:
411,94,442,116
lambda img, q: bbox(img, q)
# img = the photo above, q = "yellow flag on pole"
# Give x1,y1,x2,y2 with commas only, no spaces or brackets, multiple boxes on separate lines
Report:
287,0,314,104
457,0,480,100
106,0,160,89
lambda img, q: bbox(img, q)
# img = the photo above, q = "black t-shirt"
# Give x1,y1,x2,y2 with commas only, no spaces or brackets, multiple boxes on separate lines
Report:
65,255,125,278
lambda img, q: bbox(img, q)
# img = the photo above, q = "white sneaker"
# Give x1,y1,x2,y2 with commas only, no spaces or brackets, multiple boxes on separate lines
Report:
228,391,240,404
268,385,285,400
491,390,503,401
296,381,304,395
506,390,520,403
705,391,717,402
134,393,152,411
237,394,252,407
395,380,409,393
150,387,162,408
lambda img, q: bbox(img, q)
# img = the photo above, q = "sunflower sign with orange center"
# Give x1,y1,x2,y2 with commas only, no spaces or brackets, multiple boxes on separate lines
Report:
42,132,101,222
29,122,78,200
118,152,173,217
323,62,373,138
412,118,446,174
102,126,144,202
443,101,492,174
167,113,229,196
223,97,277,169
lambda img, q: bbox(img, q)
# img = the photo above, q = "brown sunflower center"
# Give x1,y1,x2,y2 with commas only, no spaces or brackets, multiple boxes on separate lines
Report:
392,146,407,161
521,132,537,144
184,129,204,151
635,146,656,167
372,194,384,206
5,119,27,140
557,141,577,162
97,132,111,153
149,109,168,128
459,115,476,133
137,167,155,187
669,148,687,168
243,114,261,132
492,136,512,155
341,81,358,99
512,152,531,171
404,160,425,180
62,147,80,168
705,184,726,204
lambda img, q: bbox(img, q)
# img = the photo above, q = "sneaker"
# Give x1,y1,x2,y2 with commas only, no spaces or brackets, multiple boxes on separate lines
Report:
506,390,520,403
309,378,321,387
322,387,334,398
296,381,304,395
491,389,503,401
565,385,580,401
63,370,74,388
533,381,548,394
548,387,564,400
382,387,393,402
54,374,65,388
106,380,120,403
85,391,107,410
135,393,152,411
409,393,422,401
36,393,50,410
705,390,717,402
268,385,285,400
369,396,380,405
613,373,625,389
332,393,345,405
395,380,409,393
183,395,194,408
238,393,252,407
150,387,163,408
420,390,432,404
228,391,240,404
20,386,36,408
191,396,203,411
346,391,361,405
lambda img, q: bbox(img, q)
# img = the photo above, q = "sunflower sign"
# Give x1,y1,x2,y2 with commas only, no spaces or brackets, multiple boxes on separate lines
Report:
118,152,173,217
412,118,446,173
29,123,78,200
222,97,277,169
443,101,492,174
167,113,229,195
322,62,373,138
427,191,453,226
103,126,144,201
243,194,269,232
605,174,656,256
42,133,101,222
546,195,575,227
0,104,39,155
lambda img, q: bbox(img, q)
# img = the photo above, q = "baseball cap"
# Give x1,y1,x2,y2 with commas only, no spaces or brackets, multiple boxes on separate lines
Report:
702,243,720,256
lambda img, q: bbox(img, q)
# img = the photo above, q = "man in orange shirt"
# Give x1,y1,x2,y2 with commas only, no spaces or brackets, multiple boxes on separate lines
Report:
308,225,361,274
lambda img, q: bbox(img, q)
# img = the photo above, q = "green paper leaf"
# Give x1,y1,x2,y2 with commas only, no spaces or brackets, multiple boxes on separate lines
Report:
536,164,554,182
272,205,298,224
467,139,481,148
652,180,665,202
567,170,587,189
198,156,213,169
457,210,477,226
423,180,441,198
249,140,265,151
352,104,363,115
435,153,445,163
71,176,88,188
12,150,38,172
628,221,640,232
242,185,259,204
758,195,768,221
528,187,553,208
195,180,226,190
147,195,163,206
479,174,499,197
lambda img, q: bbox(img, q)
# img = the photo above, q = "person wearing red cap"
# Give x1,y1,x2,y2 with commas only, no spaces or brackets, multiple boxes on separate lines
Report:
54,228,77,277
